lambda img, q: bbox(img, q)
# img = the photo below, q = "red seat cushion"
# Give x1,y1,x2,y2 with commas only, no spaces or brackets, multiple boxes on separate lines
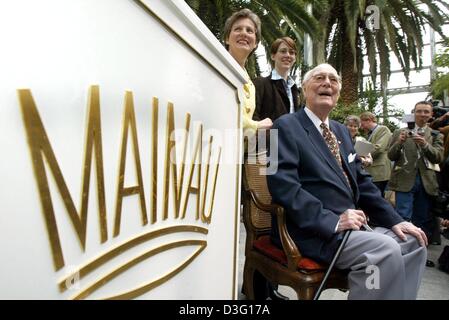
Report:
253,235,326,271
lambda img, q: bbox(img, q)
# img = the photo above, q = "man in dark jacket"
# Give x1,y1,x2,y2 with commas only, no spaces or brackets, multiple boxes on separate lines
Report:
268,63,427,299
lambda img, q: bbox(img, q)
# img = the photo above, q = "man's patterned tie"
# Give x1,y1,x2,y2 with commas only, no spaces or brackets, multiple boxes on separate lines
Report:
320,122,351,187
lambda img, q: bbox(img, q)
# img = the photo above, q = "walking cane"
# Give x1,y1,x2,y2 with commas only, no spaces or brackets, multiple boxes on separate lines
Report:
313,229,352,300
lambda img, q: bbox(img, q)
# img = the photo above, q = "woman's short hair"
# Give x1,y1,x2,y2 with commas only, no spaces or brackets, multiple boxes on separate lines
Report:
223,8,261,50
344,115,361,127
270,37,297,55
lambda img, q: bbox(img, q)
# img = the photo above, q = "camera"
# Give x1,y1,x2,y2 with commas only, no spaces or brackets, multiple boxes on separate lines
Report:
405,119,416,137
432,106,449,118
430,99,449,125
406,126,425,138
401,114,414,136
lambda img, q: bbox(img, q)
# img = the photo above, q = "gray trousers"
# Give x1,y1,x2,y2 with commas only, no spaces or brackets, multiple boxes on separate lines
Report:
335,227,427,300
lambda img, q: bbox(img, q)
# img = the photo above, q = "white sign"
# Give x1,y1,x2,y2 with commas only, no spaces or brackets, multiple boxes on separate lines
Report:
0,0,246,299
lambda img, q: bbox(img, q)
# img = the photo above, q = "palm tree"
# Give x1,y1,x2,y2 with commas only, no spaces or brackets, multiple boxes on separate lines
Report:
187,0,449,117
185,0,321,78
313,0,449,107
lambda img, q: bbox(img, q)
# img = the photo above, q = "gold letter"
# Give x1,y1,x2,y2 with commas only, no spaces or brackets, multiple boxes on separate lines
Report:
162,103,190,220
201,146,221,224
151,98,158,224
181,125,202,219
18,86,107,270
113,91,148,237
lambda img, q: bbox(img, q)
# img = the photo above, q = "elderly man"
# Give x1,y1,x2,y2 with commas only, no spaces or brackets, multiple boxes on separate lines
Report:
268,63,427,300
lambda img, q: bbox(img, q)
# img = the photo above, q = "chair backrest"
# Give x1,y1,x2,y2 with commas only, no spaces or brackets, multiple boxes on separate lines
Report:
241,152,349,300
242,151,272,235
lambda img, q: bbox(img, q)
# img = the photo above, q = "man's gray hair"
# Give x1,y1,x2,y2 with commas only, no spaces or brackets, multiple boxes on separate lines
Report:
302,63,342,90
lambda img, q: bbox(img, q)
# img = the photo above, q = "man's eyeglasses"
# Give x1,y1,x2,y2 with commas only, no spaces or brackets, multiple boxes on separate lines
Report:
311,73,340,85
277,48,296,56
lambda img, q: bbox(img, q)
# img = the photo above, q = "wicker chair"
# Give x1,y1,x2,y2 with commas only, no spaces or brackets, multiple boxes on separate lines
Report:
241,151,348,300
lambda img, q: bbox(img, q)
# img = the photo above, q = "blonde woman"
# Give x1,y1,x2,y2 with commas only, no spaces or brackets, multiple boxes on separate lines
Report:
223,9,272,135
225,9,286,301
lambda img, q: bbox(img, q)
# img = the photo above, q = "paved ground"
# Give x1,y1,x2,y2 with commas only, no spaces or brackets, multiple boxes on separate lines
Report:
238,222,449,300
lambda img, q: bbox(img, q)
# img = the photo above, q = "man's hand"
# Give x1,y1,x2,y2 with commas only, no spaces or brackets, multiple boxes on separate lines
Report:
391,221,428,247
411,134,428,147
439,111,449,122
257,118,273,130
360,154,373,167
441,219,449,228
337,209,367,232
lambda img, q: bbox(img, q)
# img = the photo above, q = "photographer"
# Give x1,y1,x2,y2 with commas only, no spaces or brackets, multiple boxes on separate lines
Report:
430,108,449,158
429,106,449,244
430,104,449,129
387,101,444,267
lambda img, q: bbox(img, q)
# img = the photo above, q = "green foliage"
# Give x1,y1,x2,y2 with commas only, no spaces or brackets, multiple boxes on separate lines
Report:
382,117,401,134
330,101,400,134
358,80,379,113
329,101,364,124
432,74,449,100
435,46,449,67
185,0,321,78
330,79,401,133
431,41,449,99
186,0,448,116
246,55,259,80
359,80,402,132
313,0,449,104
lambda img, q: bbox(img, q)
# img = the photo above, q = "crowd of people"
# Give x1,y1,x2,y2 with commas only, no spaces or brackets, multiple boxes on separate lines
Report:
224,8,448,300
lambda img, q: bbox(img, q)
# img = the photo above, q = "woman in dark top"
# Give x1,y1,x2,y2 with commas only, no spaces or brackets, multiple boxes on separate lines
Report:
253,37,300,122
250,38,300,300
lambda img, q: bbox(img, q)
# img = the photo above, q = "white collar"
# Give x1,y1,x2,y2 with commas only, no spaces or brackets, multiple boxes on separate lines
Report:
271,69,295,88
304,107,329,133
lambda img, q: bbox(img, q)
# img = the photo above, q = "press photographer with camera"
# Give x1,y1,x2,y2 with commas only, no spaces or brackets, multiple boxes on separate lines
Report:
429,101,449,159
387,101,444,267
429,106,449,158
427,103,449,245
430,106,449,159
430,101,449,130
